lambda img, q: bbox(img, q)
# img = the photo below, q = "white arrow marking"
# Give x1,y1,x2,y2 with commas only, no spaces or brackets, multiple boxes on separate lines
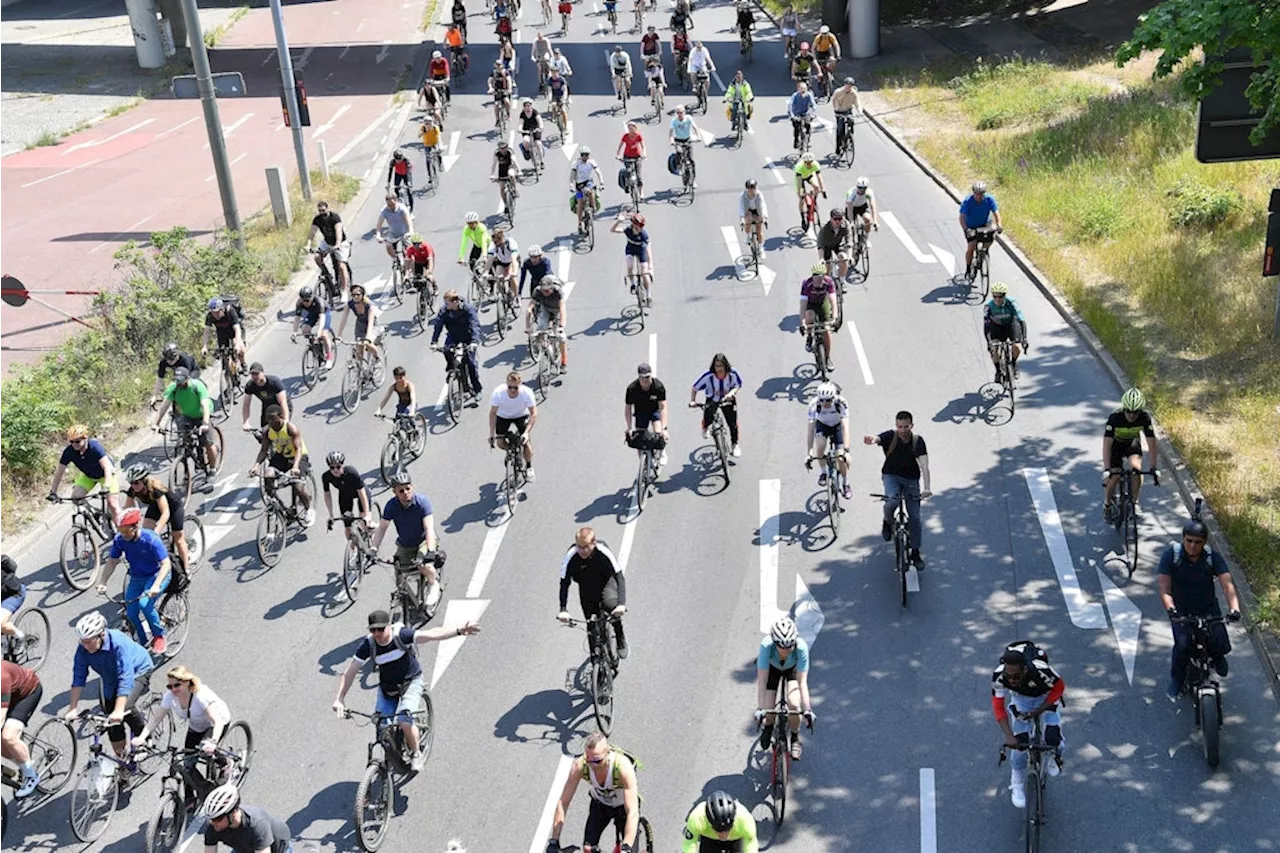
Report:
295,46,314,71
765,157,787,184
880,211,937,265
339,45,351,60
312,103,351,139
442,130,461,171
792,575,824,649
62,118,156,155
1022,468,1107,629
556,245,572,280
920,769,938,853
759,479,784,632
435,382,449,408
814,116,833,134
202,113,255,150
844,318,875,385
1096,565,1141,685
560,121,577,160
430,599,490,688
466,514,511,598
528,756,575,853
697,126,715,146
927,243,955,277
759,265,776,293
375,40,392,65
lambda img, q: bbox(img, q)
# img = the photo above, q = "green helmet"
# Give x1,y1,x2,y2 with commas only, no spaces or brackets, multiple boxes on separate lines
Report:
1120,387,1146,412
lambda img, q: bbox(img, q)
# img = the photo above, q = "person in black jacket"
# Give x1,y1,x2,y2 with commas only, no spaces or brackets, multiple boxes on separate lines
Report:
429,290,483,398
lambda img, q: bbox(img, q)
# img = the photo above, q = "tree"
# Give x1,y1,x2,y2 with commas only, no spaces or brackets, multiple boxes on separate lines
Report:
1115,0,1279,145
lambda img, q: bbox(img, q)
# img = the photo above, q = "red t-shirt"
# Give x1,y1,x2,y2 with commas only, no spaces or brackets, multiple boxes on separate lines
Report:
672,32,689,53
406,243,435,264
1,661,39,710
429,57,450,79
641,33,660,54
620,132,644,158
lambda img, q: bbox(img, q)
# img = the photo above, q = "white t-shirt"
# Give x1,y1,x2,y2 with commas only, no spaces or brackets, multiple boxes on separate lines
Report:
491,384,537,418
160,684,229,734
807,397,849,427
571,159,599,185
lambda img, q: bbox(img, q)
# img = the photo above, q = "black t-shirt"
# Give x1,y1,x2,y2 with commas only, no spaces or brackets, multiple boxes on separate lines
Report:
876,430,927,480
244,375,287,411
1158,545,1229,615
156,352,198,380
2,563,21,598
205,306,243,336
626,378,667,426
1103,409,1155,447
203,805,291,853
312,211,342,245
323,465,366,503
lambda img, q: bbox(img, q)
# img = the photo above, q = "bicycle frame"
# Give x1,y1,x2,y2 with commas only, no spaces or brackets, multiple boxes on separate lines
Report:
871,491,913,605
561,614,619,734
998,709,1056,851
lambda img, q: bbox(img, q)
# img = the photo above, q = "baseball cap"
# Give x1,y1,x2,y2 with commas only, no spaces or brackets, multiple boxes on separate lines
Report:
248,362,265,374
637,363,652,376
367,610,392,629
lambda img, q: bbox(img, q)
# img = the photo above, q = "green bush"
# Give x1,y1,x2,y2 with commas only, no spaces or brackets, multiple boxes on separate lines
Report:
1065,183,1132,241
1165,176,1243,229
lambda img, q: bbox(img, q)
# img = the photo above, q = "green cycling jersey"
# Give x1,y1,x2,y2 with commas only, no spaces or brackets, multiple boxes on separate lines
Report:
458,223,492,261
682,803,758,852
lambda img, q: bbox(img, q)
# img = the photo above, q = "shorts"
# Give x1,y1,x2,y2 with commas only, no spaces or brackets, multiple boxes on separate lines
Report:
73,471,120,494
354,319,372,342
214,330,239,349
2,585,27,616
819,245,848,261
624,246,650,264
4,681,42,727
814,421,844,445
268,452,311,476
299,310,331,333
550,87,566,103
1108,442,1143,470
584,798,628,848
804,298,832,322
375,675,425,725
781,26,797,37
175,415,213,448
534,305,559,331
694,838,745,852
765,664,799,691
318,240,350,263
335,490,368,526
985,323,1017,343
394,542,432,569
496,415,530,439
849,204,868,218
143,495,186,532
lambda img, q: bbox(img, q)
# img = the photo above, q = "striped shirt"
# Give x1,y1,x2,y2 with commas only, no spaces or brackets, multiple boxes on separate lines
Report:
692,368,743,401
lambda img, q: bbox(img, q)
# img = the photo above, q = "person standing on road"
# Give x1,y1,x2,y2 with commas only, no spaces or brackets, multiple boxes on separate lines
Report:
547,732,641,853
332,609,480,772
489,370,539,482
65,612,153,760
624,362,668,468
152,367,220,483
992,641,1066,809
689,352,743,458
133,664,230,810
201,784,294,853
47,424,122,523
430,290,483,400
371,471,444,610
307,199,350,296
96,507,173,652
151,341,199,406
241,362,289,432
557,527,628,658
863,410,932,568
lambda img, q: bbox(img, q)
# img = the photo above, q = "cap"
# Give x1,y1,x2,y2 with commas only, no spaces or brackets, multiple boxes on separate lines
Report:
173,367,191,383
637,363,653,376
248,362,264,374
367,610,392,629
119,509,143,527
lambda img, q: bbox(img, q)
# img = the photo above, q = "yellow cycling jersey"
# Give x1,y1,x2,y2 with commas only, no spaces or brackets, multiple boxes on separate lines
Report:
267,423,306,460
814,33,837,52
421,126,440,147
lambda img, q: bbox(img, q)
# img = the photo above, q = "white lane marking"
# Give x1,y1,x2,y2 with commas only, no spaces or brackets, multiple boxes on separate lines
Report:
528,756,575,853
697,126,715,146
222,112,255,140
648,332,657,376
765,157,786,184
793,575,824,649
710,69,726,93
719,225,774,294
201,523,237,555
618,492,640,563
907,564,921,593
466,513,510,598
1022,468,1107,629
448,131,461,156
880,211,937,265
435,382,449,407
927,243,955,277
295,46,315,71
356,17,365,32
1096,565,1141,686
20,157,102,188
375,40,393,65
205,152,248,181
62,118,156,155
429,598,490,689
89,214,155,254
556,245,572,282
333,105,400,164
844,318,874,385
339,45,351,60
759,479,784,633
920,768,938,853
442,130,462,171
560,120,577,161
813,115,833,134
312,103,352,139
157,116,200,140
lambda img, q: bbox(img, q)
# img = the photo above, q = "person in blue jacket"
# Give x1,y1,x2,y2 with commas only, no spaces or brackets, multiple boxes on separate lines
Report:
96,508,172,654
430,289,483,399
65,611,154,760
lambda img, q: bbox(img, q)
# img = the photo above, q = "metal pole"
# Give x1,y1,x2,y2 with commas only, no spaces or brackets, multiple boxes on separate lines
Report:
269,0,312,200
180,0,243,247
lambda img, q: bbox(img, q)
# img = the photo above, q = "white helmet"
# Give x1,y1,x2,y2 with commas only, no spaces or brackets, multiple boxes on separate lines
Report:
801,151,816,163
855,176,869,189
464,211,480,223
819,25,830,34
528,245,543,256
816,382,837,401
432,50,442,59
202,784,241,819
771,616,799,647
76,612,107,639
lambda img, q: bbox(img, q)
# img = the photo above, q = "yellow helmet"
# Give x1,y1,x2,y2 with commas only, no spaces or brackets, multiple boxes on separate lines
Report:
810,262,827,276
991,281,1009,295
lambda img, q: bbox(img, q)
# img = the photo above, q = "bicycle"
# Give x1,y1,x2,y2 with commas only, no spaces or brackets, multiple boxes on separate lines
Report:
551,98,568,139
211,344,244,414
799,183,820,237
624,266,648,328
143,723,254,853
629,429,663,513
834,112,856,167
649,79,664,120
376,412,428,488
343,705,435,852
423,145,442,190
467,259,496,314
337,332,389,415
498,425,529,514
3,603,51,672
561,614,621,734
431,79,450,120
754,704,813,828
613,73,630,113
433,342,474,425
728,100,747,148
575,185,598,249
383,550,447,626
255,467,318,568
377,234,408,300
494,174,518,224
298,329,335,390
674,140,696,198
800,321,834,381
692,400,732,484
529,328,563,402
849,217,872,282
606,4,618,34
632,1,643,32
312,247,350,307
330,507,381,602
743,216,766,275
69,706,172,842
115,584,191,659
52,493,115,591
496,94,511,134
1103,459,1159,577
738,23,753,62
795,115,813,155
817,60,835,101
1171,610,1240,768
494,277,521,341
693,71,709,114
0,715,77,801
555,813,654,853
169,422,225,502
620,157,642,210
966,226,997,297
998,709,1059,852
809,441,846,535
871,490,913,607
525,132,546,175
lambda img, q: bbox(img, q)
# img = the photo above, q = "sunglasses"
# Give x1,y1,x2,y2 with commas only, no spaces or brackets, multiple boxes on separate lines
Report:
585,754,607,765
506,385,520,391
167,682,187,690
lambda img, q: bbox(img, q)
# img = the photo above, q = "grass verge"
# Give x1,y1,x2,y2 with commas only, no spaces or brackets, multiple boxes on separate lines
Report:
867,56,1280,626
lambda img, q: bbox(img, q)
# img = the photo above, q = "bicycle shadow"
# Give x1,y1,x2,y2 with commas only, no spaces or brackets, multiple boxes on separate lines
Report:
935,388,1006,425
287,780,361,852
493,685,595,751
441,482,509,533
301,391,354,426
688,446,732,496
262,574,351,621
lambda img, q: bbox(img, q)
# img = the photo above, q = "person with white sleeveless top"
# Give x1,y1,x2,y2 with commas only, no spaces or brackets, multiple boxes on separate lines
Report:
547,732,641,853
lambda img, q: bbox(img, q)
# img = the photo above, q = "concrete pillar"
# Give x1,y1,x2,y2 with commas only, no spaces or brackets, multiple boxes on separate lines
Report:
266,166,293,227
158,0,188,50
317,140,330,180
124,0,166,69
849,0,880,59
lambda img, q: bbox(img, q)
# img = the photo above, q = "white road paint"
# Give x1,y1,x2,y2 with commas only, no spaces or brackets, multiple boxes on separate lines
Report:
1022,468,1107,629
201,112,255,151
793,575,824,648
62,118,156,155
442,130,462,171
927,243,955,277
920,768,938,853
907,564,921,592
880,211,937,265
89,214,155,254
560,120,576,161
375,40,393,65
765,157,787,184
466,512,511,598
311,103,352,139
20,157,102,188
710,68,726,93
557,245,576,298
696,126,716,146
205,152,247,182
1096,565,1142,685
528,755,575,853
759,479,784,633
156,116,200,140
844,318,875,385
201,523,237,555
618,491,640,563
435,381,450,408
339,45,351,61
333,105,401,164
429,598,490,689
719,225,775,294
294,46,315,71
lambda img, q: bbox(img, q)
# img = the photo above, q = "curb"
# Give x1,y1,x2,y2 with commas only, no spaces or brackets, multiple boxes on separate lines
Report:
858,104,1280,703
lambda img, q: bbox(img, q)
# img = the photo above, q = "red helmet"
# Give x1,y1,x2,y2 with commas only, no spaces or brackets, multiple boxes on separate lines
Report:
631,213,646,228
119,509,143,527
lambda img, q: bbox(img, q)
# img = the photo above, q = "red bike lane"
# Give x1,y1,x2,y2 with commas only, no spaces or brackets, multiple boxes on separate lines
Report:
0,0,433,376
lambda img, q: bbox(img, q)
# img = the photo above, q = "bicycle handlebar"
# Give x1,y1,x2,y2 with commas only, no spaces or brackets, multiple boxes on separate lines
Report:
1102,467,1160,486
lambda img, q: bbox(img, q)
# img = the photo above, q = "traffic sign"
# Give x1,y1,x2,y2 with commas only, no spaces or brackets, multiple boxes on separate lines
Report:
2,274,28,307
1196,49,1280,164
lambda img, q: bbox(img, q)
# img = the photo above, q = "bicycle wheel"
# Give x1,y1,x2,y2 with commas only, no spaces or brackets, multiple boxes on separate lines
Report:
447,372,464,425
60,525,100,591
170,455,194,502
256,509,287,567
12,607,51,672
145,788,185,853
343,541,364,601
183,516,205,576
158,593,190,656
856,239,871,280
635,815,654,852
379,437,404,488
1125,508,1139,576
1199,690,1221,767
219,367,236,411
814,338,828,381
409,413,428,458
827,476,841,535
898,531,910,607
69,760,119,842
535,347,550,402
979,253,991,299
217,720,255,787
161,419,181,460
591,657,615,735
354,761,394,852
341,361,362,413
773,744,789,827
30,716,78,795
635,277,647,328
635,451,649,512
301,345,320,390
414,691,435,765
714,423,731,485
416,286,430,330
586,212,596,251
504,457,520,514
1024,771,1041,853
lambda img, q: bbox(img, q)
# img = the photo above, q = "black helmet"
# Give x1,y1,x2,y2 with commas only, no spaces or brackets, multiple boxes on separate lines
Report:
744,179,757,189
299,285,314,300
705,791,737,832
1182,518,1209,540
162,342,179,360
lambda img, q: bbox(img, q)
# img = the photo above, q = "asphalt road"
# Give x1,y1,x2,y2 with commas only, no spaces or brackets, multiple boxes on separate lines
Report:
6,2,1279,852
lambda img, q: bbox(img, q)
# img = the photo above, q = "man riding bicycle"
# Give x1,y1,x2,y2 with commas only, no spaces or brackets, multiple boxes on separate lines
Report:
48,424,123,522
609,45,633,101
723,69,754,131
386,150,415,213
488,61,514,127
430,290,483,399
831,77,862,147
815,207,852,282
375,192,414,262
405,233,436,289
790,41,815,83
844,176,878,241
992,641,1066,809
739,179,768,247
201,296,246,377
307,199,351,295
322,450,372,540
370,471,444,611
787,80,817,152
799,261,839,373
548,733,641,853
292,285,333,363
960,180,1002,275
1101,387,1157,521
683,791,757,852
249,404,315,527
96,507,173,653
983,282,1027,381
813,25,840,82
427,49,452,104
492,139,519,213
526,273,568,371
532,32,554,89
152,368,220,480
570,147,604,228
557,527,628,657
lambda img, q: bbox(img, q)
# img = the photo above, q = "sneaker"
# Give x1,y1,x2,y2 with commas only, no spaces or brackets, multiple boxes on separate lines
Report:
1046,757,1061,778
560,362,568,373
842,484,852,500
731,444,742,458
1213,656,1229,677
759,724,773,750
789,734,803,761
1010,771,1027,809
1132,501,1143,518
15,769,40,799
304,508,316,528
818,472,828,486
1166,676,1180,702
616,638,629,660
410,748,427,772
1103,503,1114,523
881,519,893,542
424,581,442,610
702,427,710,439
151,635,168,655
910,549,925,570
825,360,834,373
526,466,536,483
995,368,1002,383
200,480,215,494
658,450,668,467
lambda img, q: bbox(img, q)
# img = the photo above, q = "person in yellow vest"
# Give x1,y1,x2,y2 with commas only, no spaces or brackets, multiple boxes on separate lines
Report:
249,404,314,527
421,118,442,171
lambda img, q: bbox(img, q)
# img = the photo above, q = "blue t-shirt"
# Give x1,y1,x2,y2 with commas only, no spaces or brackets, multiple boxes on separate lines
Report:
355,626,423,692
1157,544,1229,616
72,629,152,695
757,636,810,673
108,528,169,578
960,194,998,228
788,91,815,118
59,439,110,479
382,493,434,548
670,116,693,141
623,227,649,256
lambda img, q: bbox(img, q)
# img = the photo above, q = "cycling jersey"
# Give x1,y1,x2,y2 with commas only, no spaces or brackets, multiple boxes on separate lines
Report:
322,465,367,505
991,654,1064,720
814,33,837,54
808,397,848,427
495,148,515,177
960,193,999,229
845,187,874,209
266,423,306,460
792,53,815,74
519,110,541,132
622,226,648,257
491,72,511,94
793,161,821,183
641,33,660,54
531,280,564,311
757,636,810,672
1103,409,1154,445
800,275,836,303
610,53,632,75
571,159,600,185
683,803,758,853
739,191,767,218
445,28,464,48
520,256,553,292
488,237,519,266
548,75,568,98
405,243,434,265
390,158,411,177
692,368,742,401
984,296,1024,326
458,223,492,260
420,125,441,147
429,57,450,79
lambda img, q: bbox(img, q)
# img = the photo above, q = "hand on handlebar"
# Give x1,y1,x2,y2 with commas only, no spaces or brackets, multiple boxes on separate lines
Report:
804,455,814,470
1228,610,1242,623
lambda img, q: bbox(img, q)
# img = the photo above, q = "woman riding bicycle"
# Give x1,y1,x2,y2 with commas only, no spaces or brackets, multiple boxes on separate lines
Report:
124,465,193,582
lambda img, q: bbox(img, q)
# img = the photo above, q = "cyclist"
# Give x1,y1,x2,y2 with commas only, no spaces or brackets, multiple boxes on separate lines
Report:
603,0,618,29
1,659,42,797
756,616,814,759
427,49,452,104
241,362,289,431
322,450,372,538
557,527,628,657
787,80,818,153
799,261,839,373
1158,515,1242,700
376,365,417,420
333,609,480,772
405,233,437,290
672,0,695,31
450,0,467,38
532,32,554,91
831,77,862,151
65,612,153,760
689,352,743,458
611,212,653,305
792,149,823,230
960,180,1002,276
609,45,633,102
487,226,522,308
547,733,640,853
815,207,852,282
386,150,415,213
806,382,853,501
48,424,122,522
669,105,700,189
201,784,294,853
992,641,1066,809
723,68,754,132
862,410,932,569
983,282,1027,381
419,74,446,128
370,471,444,610
133,664,230,811
551,46,574,78
495,6,514,42
457,210,492,271
790,40,815,83
624,362,668,467
489,370,539,481
558,0,573,29
687,40,714,90
152,367,220,482
334,281,381,372
843,175,878,243
499,33,517,72
445,22,467,72
779,2,798,58
570,147,604,229
123,464,193,578
151,341,199,406
1102,387,1158,521
518,99,544,170
1,554,25,645
492,139,519,214
739,179,768,248
249,404,315,528
292,285,334,365
616,121,646,198
682,791,758,852
548,66,571,125
671,28,691,82
97,509,172,652
641,24,661,60
420,118,442,172
201,296,246,377
375,191,415,262
520,244,554,295
526,274,569,372
430,290,483,400
734,0,754,52
813,24,840,84
643,55,666,108
488,60,514,127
